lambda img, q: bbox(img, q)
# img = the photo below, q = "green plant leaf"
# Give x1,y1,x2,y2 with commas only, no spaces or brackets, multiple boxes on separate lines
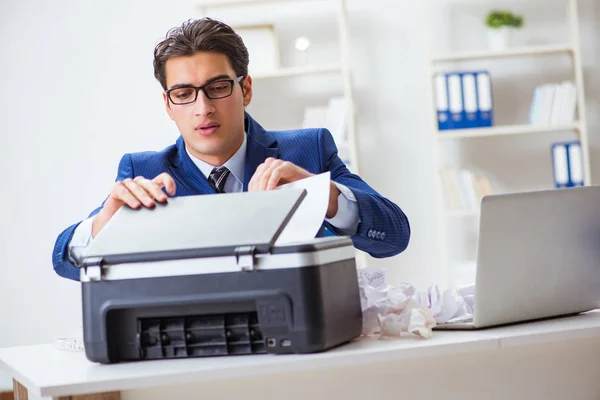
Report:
485,10,524,28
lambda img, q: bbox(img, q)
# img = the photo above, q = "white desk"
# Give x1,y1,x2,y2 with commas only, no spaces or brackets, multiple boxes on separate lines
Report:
1,311,600,400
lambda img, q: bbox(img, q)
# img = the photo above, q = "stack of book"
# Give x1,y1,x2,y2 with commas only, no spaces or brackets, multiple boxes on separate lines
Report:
529,81,577,125
439,167,495,213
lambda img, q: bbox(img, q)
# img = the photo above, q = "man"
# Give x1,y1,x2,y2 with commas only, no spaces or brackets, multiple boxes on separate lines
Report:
52,18,410,281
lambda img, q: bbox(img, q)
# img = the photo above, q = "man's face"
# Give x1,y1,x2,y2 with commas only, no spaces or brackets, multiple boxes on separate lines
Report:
163,52,252,166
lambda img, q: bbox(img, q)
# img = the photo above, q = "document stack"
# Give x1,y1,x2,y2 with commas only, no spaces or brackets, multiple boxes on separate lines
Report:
435,71,494,131
529,81,577,125
551,141,584,188
438,167,495,213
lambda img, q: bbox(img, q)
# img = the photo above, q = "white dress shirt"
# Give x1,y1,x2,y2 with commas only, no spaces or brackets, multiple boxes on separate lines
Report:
68,134,359,262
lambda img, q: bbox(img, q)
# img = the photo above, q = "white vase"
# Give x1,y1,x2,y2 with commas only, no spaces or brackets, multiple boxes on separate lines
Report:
487,27,514,51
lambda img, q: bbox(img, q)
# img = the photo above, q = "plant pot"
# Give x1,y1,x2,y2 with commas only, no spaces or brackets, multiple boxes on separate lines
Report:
487,27,514,51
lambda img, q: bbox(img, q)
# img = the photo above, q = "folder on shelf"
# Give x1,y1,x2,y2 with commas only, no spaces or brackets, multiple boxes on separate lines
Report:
559,82,577,125
462,73,478,128
302,105,328,129
552,141,584,188
476,71,493,128
438,167,495,212
326,96,348,144
529,82,577,126
435,74,450,131
549,83,565,125
447,73,465,129
539,85,556,124
552,143,569,188
301,96,348,153
568,142,584,186
435,71,493,131
528,86,542,124
458,169,477,209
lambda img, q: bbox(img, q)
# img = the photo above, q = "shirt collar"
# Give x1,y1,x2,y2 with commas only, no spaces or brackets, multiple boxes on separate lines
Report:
185,133,247,186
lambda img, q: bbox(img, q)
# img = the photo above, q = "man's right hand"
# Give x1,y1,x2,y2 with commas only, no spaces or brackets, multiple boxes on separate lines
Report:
92,173,176,238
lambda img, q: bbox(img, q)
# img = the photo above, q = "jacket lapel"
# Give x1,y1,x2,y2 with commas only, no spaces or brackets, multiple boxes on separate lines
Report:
243,114,278,191
168,136,216,196
167,114,278,194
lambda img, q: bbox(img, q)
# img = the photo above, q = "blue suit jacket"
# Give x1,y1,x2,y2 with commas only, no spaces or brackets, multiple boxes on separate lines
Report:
52,114,410,280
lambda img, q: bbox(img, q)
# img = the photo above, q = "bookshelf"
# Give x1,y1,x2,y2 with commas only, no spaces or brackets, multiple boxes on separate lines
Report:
436,122,582,140
428,0,591,289
198,0,296,7
251,63,343,79
431,43,574,63
197,0,370,267
196,0,360,175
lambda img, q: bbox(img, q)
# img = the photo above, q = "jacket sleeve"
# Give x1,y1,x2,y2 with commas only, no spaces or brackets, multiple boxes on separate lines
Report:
318,129,411,258
51,154,135,281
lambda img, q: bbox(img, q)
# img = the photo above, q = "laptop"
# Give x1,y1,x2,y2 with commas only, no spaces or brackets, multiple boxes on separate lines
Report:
436,185,600,330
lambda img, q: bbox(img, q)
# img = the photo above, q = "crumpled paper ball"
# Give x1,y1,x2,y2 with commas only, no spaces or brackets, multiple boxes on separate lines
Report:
358,268,474,339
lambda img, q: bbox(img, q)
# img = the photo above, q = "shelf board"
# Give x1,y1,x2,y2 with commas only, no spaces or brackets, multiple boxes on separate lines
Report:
197,0,318,8
431,44,574,63
251,64,342,79
436,122,581,140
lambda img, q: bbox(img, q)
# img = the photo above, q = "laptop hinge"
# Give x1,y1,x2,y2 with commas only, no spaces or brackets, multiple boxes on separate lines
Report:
235,246,257,271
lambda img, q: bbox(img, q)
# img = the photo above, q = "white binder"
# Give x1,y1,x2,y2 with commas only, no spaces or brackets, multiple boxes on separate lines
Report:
552,144,569,188
447,74,463,125
568,142,584,186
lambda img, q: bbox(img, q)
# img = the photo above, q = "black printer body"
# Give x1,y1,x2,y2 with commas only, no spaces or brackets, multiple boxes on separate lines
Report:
78,189,362,364
80,238,362,364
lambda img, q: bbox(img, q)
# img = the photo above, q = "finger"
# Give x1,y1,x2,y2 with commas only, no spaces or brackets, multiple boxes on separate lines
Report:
263,157,277,166
257,160,283,191
257,159,284,190
152,173,176,196
113,182,141,209
266,163,289,190
248,162,268,192
122,178,155,208
136,177,168,203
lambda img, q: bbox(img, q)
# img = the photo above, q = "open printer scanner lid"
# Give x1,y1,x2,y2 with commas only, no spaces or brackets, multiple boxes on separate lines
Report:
81,188,306,267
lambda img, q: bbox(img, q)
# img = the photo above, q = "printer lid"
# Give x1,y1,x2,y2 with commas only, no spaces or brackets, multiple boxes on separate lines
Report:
81,188,306,266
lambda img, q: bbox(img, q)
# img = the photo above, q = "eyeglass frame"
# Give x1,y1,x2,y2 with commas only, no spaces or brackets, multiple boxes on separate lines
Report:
165,75,245,105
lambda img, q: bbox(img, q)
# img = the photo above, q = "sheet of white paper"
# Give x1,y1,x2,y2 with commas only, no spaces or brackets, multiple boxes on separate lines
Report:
275,172,331,245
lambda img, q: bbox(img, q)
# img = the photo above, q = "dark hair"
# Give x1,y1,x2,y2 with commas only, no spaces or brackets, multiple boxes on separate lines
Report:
153,18,249,91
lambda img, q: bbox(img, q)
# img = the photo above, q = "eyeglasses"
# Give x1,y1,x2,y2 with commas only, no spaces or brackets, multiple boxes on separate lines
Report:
166,76,244,105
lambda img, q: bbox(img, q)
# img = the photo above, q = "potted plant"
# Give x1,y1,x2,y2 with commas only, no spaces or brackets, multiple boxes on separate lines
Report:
485,10,524,51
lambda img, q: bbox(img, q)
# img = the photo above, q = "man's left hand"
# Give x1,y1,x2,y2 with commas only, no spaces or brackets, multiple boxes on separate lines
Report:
248,157,341,218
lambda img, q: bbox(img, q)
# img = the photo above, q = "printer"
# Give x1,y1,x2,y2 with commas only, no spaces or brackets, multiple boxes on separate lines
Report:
79,188,362,364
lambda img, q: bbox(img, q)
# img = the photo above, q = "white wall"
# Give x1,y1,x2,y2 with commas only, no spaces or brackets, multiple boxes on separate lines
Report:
0,0,210,347
0,0,598,353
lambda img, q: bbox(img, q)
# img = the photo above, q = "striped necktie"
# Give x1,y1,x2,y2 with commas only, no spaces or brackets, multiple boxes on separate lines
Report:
208,167,231,193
